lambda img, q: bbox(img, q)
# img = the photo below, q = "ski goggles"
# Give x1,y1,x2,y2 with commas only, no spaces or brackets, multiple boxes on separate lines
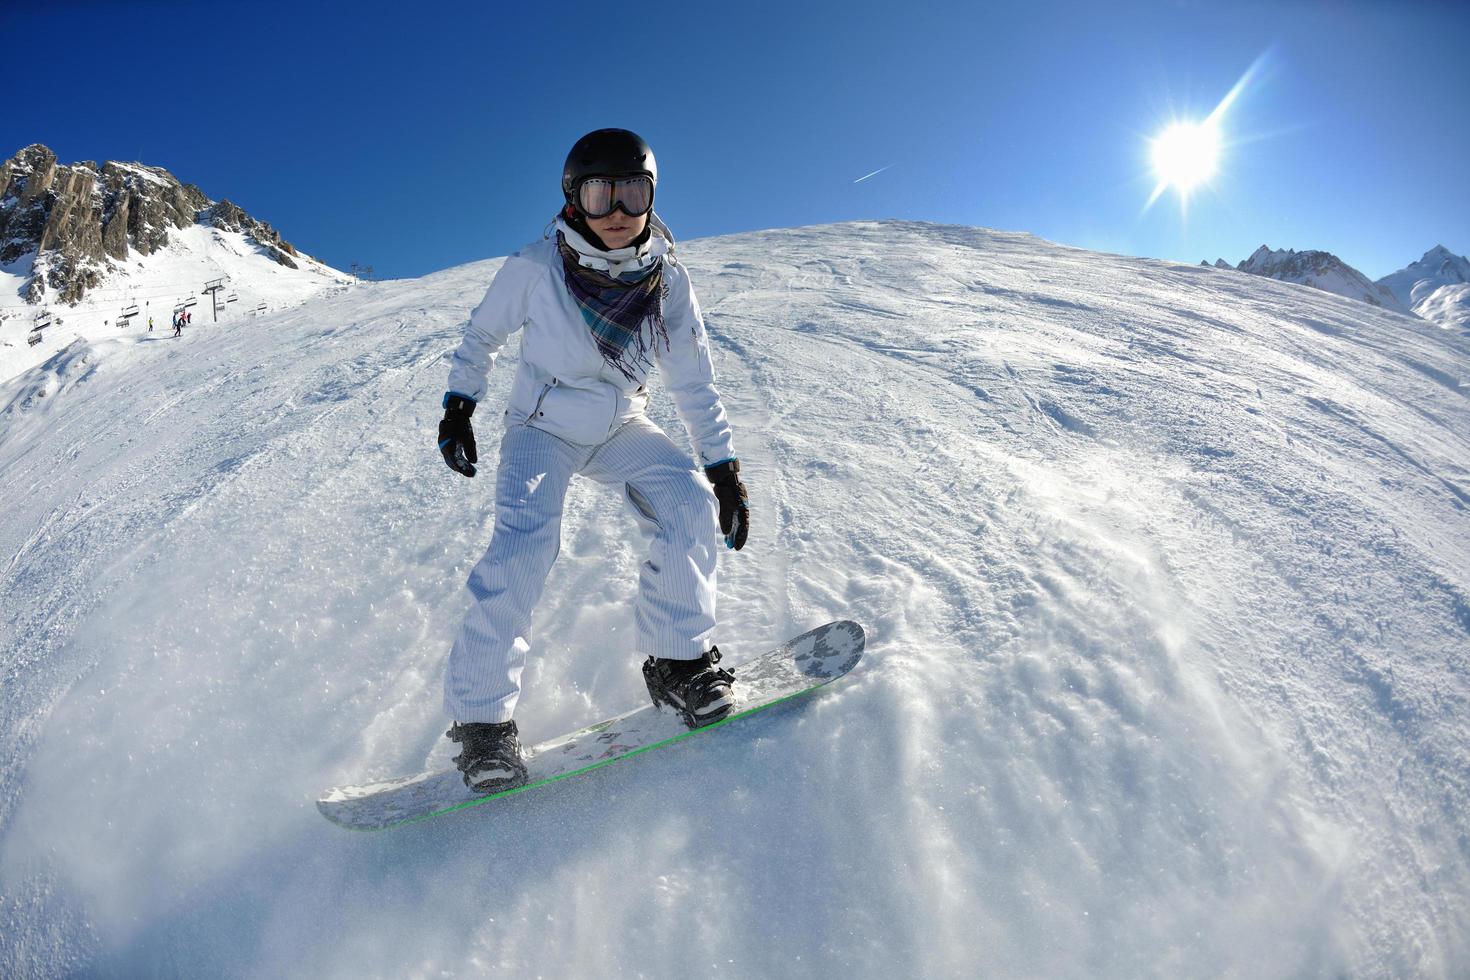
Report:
574,175,655,218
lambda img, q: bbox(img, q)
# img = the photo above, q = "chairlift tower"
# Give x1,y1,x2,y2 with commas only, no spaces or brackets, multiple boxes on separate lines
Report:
203,276,229,322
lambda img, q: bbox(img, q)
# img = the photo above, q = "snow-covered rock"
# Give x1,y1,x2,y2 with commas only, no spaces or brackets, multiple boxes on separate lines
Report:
1235,244,1409,312
1,221,1467,977
1377,245,1470,331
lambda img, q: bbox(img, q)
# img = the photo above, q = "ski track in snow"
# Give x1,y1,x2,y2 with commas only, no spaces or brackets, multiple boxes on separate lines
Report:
1,221,1468,977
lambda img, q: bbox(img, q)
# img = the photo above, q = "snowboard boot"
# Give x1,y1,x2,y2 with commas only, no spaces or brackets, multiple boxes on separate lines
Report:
447,720,528,793
642,646,737,729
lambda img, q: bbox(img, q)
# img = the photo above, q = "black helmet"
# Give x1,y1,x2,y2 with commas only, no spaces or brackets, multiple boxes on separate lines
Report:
561,128,658,199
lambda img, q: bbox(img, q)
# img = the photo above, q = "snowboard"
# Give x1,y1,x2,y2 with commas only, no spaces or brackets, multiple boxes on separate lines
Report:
317,620,865,831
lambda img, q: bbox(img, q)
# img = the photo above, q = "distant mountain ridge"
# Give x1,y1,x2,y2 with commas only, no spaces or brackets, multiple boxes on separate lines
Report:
1202,242,1468,331
1233,245,1408,313
0,144,332,305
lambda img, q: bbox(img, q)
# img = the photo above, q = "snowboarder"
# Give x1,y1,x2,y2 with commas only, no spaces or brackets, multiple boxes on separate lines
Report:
436,128,749,793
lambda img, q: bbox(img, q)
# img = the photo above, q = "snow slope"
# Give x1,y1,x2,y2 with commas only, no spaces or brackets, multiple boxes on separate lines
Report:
0,222,353,384
2,221,1468,977
1414,282,1470,333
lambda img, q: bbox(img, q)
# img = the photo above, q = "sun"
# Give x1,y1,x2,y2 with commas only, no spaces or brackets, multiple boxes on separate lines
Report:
1141,51,1271,213
1151,120,1220,194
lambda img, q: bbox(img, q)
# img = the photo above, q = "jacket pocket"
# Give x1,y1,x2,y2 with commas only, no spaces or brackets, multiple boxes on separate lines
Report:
526,379,617,446
531,380,555,417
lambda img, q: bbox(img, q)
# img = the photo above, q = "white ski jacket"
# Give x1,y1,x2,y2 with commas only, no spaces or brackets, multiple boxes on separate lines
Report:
446,216,736,467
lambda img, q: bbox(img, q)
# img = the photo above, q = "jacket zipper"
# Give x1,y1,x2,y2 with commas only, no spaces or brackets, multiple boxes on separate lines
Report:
532,378,557,417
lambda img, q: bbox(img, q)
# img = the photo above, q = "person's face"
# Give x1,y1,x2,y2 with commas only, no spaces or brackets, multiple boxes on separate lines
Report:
585,207,647,250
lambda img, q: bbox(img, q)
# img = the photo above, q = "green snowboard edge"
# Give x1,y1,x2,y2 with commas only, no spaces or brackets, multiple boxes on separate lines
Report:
341,680,837,832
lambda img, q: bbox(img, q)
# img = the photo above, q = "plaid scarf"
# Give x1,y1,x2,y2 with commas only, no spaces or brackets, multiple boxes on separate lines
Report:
556,230,669,382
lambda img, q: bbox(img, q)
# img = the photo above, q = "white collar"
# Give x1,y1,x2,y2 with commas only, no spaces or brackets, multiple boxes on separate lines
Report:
555,213,675,279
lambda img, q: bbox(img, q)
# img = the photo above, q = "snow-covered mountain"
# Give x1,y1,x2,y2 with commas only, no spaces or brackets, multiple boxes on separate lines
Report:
1377,244,1470,306
1,144,353,382
1377,245,1470,331
2,221,1468,977
1234,244,1409,312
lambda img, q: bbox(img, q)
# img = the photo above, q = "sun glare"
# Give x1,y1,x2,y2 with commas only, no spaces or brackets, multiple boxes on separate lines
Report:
1141,51,1270,214
1151,121,1220,194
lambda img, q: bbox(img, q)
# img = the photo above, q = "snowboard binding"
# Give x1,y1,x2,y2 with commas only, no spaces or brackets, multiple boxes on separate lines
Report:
642,647,737,729
447,720,529,793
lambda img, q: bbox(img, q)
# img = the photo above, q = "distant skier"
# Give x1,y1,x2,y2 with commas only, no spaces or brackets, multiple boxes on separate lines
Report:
436,128,749,793
148,315,154,332
172,314,182,338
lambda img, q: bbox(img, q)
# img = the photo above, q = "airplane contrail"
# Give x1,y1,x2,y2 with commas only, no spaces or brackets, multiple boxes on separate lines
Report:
853,164,894,184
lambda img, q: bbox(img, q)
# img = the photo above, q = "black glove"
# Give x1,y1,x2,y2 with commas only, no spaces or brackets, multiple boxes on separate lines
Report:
438,393,478,477
704,459,748,551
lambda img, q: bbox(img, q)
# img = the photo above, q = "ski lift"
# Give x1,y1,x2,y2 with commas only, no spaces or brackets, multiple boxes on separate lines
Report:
27,329,43,347
255,303,267,314
121,301,140,318
34,311,52,330
226,292,239,303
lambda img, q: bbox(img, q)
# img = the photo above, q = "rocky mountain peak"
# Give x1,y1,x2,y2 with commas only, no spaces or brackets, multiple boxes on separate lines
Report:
1233,245,1407,313
1,144,308,304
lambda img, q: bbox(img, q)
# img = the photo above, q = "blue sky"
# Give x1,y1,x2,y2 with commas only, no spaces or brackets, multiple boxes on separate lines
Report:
6,0,1467,280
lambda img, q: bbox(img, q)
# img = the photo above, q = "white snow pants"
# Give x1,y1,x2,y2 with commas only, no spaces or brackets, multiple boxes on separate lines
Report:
444,418,721,723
